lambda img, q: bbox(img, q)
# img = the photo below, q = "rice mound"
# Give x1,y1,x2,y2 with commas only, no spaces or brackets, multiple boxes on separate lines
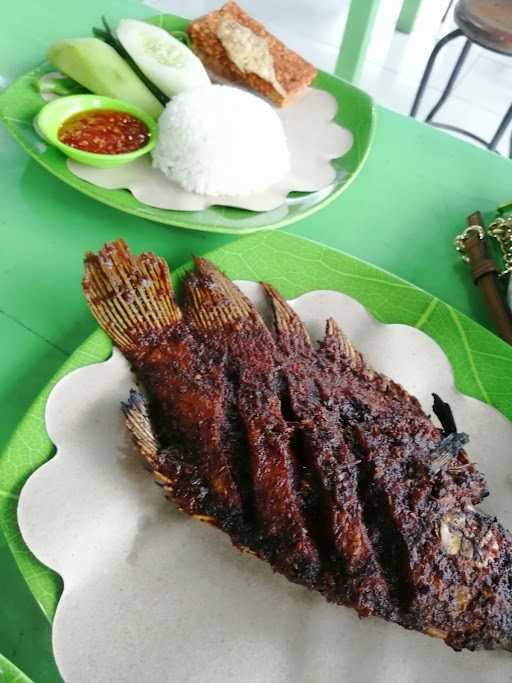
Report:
152,85,291,197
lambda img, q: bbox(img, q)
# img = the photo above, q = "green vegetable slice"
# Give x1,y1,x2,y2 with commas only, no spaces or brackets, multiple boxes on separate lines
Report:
93,16,169,106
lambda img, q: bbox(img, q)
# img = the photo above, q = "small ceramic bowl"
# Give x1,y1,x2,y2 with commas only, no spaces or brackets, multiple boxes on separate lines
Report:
36,94,158,168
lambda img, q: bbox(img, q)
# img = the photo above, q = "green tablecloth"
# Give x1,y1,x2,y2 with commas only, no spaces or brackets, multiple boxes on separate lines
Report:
2,1,512,680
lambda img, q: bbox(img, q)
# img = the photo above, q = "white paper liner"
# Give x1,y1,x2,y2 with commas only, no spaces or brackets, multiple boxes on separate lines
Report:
18,286,512,683
67,88,352,212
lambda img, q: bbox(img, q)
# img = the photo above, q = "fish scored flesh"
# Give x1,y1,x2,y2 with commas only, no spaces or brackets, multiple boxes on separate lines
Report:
82,240,512,653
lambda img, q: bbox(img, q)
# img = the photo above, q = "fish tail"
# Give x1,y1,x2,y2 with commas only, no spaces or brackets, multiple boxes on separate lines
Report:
263,283,311,352
82,240,182,352
183,257,259,332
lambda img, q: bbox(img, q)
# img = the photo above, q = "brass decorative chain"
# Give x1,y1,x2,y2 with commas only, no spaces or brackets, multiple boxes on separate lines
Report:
454,210,512,278
453,225,485,262
488,216,512,278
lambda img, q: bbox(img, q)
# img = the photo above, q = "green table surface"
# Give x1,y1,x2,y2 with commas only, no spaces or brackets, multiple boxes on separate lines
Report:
2,1,512,681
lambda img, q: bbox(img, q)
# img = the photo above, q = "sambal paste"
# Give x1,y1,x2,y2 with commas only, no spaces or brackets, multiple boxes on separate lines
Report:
58,109,150,154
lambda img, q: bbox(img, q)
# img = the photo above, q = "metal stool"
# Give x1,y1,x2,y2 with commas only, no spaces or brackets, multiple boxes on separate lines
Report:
410,0,512,156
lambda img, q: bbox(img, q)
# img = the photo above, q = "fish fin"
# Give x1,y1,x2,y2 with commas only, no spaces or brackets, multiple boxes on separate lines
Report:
432,393,458,434
324,320,428,412
324,318,367,375
263,283,312,352
429,432,470,474
122,391,218,518
324,318,410,393
183,257,265,333
82,240,182,352
122,389,163,470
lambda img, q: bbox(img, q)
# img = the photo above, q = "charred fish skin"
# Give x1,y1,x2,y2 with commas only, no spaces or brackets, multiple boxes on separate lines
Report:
83,242,240,530
419,507,512,652
82,240,512,654
140,336,246,532
264,284,393,619
317,318,512,649
182,259,321,586
121,389,210,519
315,319,488,508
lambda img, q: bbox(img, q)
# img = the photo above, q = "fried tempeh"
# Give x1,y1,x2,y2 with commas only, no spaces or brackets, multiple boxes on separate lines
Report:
188,2,317,107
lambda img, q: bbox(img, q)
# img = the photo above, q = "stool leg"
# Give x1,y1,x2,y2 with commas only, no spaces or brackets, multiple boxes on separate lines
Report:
488,103,512,152
441,0,455,23
409,28,463,118
425,38,471,122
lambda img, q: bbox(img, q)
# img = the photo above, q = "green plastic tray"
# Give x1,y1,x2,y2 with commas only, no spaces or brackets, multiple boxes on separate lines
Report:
0,13,375,235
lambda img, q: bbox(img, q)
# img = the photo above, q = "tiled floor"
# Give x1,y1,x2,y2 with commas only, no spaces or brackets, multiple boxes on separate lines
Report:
146,0,512,157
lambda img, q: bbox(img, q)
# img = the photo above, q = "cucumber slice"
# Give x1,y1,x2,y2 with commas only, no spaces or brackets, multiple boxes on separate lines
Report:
48,38,163,119
116,19,210,98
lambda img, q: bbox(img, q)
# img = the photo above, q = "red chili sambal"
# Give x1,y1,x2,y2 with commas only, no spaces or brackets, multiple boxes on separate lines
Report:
58,109,150,155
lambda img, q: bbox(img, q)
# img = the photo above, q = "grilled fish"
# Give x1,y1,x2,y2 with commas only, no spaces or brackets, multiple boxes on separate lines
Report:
82,240,512,653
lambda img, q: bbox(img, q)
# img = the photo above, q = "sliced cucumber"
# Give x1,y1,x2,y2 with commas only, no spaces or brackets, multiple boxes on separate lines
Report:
48,38,163,119
116,19,210,98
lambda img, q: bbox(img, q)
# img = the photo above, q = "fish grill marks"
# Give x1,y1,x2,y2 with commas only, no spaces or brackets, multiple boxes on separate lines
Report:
83,241,512,653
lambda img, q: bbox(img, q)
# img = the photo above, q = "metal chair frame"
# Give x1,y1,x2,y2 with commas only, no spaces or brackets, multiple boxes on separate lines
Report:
409,28,512,157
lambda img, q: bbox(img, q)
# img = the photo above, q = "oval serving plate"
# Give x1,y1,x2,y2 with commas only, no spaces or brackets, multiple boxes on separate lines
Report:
1,232,512,681
0,13,375,235
16,286,512,682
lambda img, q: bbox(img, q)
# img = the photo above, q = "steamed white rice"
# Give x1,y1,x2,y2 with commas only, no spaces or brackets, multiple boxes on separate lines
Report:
152,85,290,197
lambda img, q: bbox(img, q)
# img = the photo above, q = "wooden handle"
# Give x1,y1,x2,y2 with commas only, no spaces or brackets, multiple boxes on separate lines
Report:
464,212,512,345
